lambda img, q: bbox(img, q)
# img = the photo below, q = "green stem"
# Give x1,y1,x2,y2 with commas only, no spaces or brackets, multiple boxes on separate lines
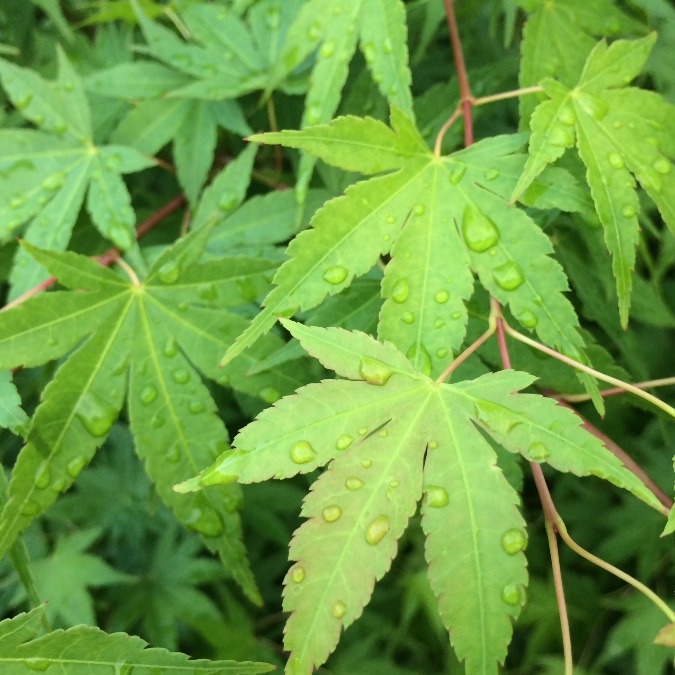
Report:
473,85,544,106
559,376,675,403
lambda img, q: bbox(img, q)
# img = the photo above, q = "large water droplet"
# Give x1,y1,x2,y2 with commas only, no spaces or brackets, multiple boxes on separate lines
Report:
548,126,574,148
24,658,51,672
576,92,608,120
332,600,346,618
140,385,158,405
448,162,466,184
558,106,575,126
291,565,305,583
365,515,390,545
187,508,224,537
361,459,372,468
390,278,410,303
322,505,342,523
607,152,624,170
323,265,348,285
462,205,500,252
406,343,432,376
336,435,353,451
218,192,238,212
426,485,449,508
35,461,51,489
517,309,538,329
528,441,550,462
434,289,449,304
493,261,525,291
501,583,525,606
501,528,528,555
66,456,87,478
290,440,317,464
158,260,180,284
621,204,636,218
359,357,394,386
653,157,671,175
76,392,116,438
346,476,364,490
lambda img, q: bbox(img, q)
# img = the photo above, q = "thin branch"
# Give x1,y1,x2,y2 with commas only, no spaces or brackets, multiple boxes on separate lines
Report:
434,106,462,157
115,257,140,286
558,376,675,403
436,325,495,382
473,85,544,107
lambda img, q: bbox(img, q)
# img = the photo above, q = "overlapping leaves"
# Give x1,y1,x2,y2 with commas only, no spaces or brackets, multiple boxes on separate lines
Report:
0,225,311,603
513,34,675,324
179,321,662,674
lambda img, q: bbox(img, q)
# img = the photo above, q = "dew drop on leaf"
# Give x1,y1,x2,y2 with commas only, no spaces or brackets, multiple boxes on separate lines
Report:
320,40,335,58
322,505,342,523
307,23,321,40
548,126,574,148
218,192,238,212
34,461,51,489
41,172,64,191
332,600,347,618
140,385,158,405
413,203,425,216
163,336,178,357
290,440,316,464
336,434,353,451
15,93,32,110
322,265,348,285
189,400,205,414
501,583,524,606
576,92,608,120
434,318,446,328
76,392,116,438
406,342,432,376
501,528,528,555
426,485,449,508
9,194,25,208
113,660,133,675
390,278,410,303
259,387,280,403
448,162,466,184
171,368,190,384
485,168,500,181
291,566,305,583
607,152,624,170
436,348,448,358
401,311,415,324
21,501,41,517
52,478,67,493
361,459,372,468
378,429,388,437
24,658,50,671
492,261,525,291
434,289,449,303
621,205,636,218
653,157,671,175
363,42,376,63
517,309,538,329
66,456,88,478
188,508,224,537
558,106,575,126
166,445,181,463
365,515,390,545
358,427,368,436
359,356,394,385
345,476,364,490
428,440,438,449
528,441,550,462
462,204,500,252
158,260,181,284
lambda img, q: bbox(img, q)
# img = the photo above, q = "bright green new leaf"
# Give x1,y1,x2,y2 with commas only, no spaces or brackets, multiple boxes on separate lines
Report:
0,605,274,673
513,34,675,325
179,322,662,674
0,48,155,299
0,227,305,604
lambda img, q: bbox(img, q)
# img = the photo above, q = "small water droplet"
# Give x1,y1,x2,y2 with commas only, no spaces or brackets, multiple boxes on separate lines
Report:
259,387,280,403
358,427,368,436
607,152,624,170
163,336,178,357
187,508,224,537
382,37,393,54
9,194,25,208
451,311,462,320
612,120,622,129
434,318,446,328
336,435,353,451
653,157,671,175
158,260,180,284
346,476,364,490
41,172,64,191
34,461,51,489
172,368,190,384
307,23,321,40
66,456,87,478
434,289,449,303
577,92,608,120
621,204,635,218
363,42,376,63
52,478,67,493
528,441,550,462
189,400,205,414
448,162,466,184
24,658,51,671
390,278,410,303
558,106,575,126
493,261,525,291
386,215,396,224
406,343,432,376
517,309,538,329
462,204,500,252
218,192,238,212
291,565,305,583
426,485,449,508
15,93,32,110
140,385,158,405
413,203,425,216
323,265,348,285
361,459,372,468
485,168,500,181
501,583,525,606
320,40,335,58
401,311,415,324
166,444,181,463
548,125,574,147
365,515,390,545
436,348,448,358
322,505,342,523
359,356,394,385
501,528,528,555
428,440,438,449
21,501,41,517
332,600,347,618
290,440,316,464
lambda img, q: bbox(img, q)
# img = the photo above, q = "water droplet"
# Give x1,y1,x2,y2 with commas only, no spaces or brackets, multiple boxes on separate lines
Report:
187,508,224,537
323,265,348,285
41,172,64,191
307,23,321,40
320,40,335,58
426,485,449,508
52,478,67,493
35,461,51,489
363,42,376,63
291,565,305,583
332,600,346,618
166,445,181,463
66,456,87,478
163,336,178,357
53,119,68,134
406,343,432,376
501,583,524,606
322,505,342,523
151,413,166,429
436,348,448,358
485,168,500,181
401,311,415,324
172,368,190,384
290,440,316,464
428,440,438,450
517,309,538,329
413,203,425,216
76,392,116,438
361,459,372,468
158,260,180,284
448,162,466,184
15,93,32,110
359,356,394,386
386,215,396,224
528,441,550,462
434,319,445,328
189,400,205,414
434,289,449,303
259,387,280,403
653,157,671,175
608,152,624,170
576,92,608,120
365,515,390,545
451,311,462,320
358,427,368,436
493,261,525,291
9,194,25,208
462,204,500,252
24,658,51,671
391,278,410,303
501,528,528,555
140,385,158,405
346,477,364,490
621,204,636,218
558,106,575,126
547,125,574,147
336,435,353,451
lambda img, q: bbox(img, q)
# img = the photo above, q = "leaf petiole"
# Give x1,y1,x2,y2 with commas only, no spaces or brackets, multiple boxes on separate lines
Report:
472,85,544,107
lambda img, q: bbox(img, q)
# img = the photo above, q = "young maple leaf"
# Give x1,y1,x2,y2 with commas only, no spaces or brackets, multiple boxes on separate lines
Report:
221,107,602,408
511,34,675,326
0,48,155,300
0,224,308,604
178,320,663,675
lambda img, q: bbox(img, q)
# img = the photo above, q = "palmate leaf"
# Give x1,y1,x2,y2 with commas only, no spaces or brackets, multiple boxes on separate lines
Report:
0,605,273,674
179,322,663,675
0,226,304,604
0,47,155,299
512,34,675,325
222,108,600,407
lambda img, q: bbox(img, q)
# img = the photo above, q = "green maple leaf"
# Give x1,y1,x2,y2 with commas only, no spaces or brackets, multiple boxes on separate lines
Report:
0,605,273,673
0,372,28,436
0,224,311,604
0,47,155,300
512,34,675,325
221,108,601,407
273,0,413,201
178,321,663,674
